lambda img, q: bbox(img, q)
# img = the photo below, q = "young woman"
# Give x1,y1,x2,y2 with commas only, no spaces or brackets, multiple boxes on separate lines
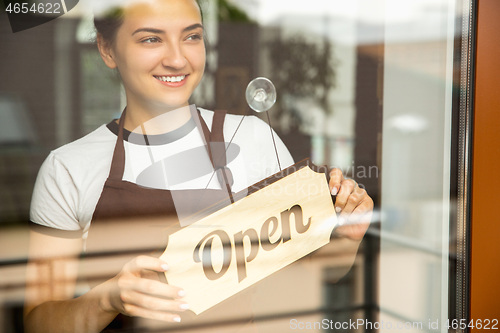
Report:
24,0,373,331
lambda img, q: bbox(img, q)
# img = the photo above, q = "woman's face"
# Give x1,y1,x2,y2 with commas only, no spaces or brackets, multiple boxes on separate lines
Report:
101,0,205,113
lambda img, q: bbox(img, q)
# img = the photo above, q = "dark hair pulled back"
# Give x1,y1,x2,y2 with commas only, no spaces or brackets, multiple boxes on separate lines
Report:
94,0,203,46
94,7,124,46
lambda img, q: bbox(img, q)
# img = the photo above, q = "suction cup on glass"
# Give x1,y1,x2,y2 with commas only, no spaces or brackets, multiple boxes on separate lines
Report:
246,77,277,113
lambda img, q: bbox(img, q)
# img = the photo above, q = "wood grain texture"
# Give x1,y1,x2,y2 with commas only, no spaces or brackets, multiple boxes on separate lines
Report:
160,165,337,314
471,0,500,323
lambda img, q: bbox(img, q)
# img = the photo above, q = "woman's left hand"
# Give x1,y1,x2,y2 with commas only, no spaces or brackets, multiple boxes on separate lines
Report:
329,168,373,240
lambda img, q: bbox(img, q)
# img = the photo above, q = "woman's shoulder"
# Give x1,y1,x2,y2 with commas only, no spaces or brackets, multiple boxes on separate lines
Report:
31,124,117,231
49,124,116,166
35,124,117,189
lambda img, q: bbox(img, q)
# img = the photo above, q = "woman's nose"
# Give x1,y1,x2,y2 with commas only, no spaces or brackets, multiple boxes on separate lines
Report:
161,43,187,69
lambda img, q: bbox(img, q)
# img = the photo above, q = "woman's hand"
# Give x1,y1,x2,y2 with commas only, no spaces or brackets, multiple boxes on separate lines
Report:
329,168,373,240
101,255,189,323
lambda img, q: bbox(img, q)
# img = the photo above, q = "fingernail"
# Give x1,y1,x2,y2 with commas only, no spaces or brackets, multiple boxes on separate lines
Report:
331,187,338,196
173,316,181,323
178,290,186,297
179,303,190,310
335,207,342,214
161,264,169,271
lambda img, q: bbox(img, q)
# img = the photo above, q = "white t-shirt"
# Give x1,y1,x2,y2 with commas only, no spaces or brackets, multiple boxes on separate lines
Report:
30,108,294,238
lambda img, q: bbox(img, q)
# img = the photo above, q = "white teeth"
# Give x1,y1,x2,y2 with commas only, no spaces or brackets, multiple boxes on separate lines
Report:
156,75,186,83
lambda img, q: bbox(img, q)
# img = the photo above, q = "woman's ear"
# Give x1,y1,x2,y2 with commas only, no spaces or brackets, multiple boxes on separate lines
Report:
97,34,118,69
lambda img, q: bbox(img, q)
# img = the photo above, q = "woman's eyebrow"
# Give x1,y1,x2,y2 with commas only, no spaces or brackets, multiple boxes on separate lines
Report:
132,28,165,36
132,24,204,36
183,23,204,32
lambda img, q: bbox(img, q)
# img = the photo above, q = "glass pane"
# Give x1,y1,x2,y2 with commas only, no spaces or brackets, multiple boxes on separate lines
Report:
0,0,475,331
380,0,456,330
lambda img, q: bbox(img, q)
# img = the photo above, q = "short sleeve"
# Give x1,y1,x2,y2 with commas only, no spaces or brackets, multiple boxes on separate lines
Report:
30,152,82,234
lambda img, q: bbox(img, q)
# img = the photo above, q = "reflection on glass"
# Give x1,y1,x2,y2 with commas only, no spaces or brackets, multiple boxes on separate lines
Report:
246,77,277,113
0,0,474,331
380,0,460,330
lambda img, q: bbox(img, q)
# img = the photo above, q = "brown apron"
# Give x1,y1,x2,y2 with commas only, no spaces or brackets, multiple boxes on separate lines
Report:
85,109,255,332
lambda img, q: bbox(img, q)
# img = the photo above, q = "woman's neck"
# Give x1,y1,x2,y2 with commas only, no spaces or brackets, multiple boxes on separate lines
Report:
123,103,193,135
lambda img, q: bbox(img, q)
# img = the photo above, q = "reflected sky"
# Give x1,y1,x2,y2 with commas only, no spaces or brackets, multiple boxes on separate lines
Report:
234,0,456,43
237,0,450,24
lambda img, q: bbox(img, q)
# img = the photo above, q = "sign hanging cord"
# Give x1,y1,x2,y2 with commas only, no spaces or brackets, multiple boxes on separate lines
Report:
266,111,282,171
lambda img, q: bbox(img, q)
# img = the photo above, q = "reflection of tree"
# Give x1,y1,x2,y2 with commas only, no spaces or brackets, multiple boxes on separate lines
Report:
268,35,337,129
217,0,253,23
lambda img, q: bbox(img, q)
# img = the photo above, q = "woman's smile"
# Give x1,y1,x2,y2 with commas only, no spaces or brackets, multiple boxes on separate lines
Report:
154,74,189,87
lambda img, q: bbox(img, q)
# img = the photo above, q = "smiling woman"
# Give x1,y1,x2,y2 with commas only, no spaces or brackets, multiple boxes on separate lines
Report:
23,0,372,332
96,0,206,128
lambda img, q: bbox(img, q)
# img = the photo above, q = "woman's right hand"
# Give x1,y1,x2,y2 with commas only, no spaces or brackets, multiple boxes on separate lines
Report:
100,255,189,323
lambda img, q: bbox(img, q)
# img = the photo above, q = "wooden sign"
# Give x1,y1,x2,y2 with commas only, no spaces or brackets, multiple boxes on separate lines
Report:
160,160,337,314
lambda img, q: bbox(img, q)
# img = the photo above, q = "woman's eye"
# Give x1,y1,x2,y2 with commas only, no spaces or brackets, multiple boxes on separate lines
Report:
186,34,203,41
141,37,161,44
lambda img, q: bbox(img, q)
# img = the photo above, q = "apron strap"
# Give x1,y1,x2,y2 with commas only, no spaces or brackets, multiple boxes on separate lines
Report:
211,111,234,202
108,110,127,181
197,110,228,167
198,110,235,202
